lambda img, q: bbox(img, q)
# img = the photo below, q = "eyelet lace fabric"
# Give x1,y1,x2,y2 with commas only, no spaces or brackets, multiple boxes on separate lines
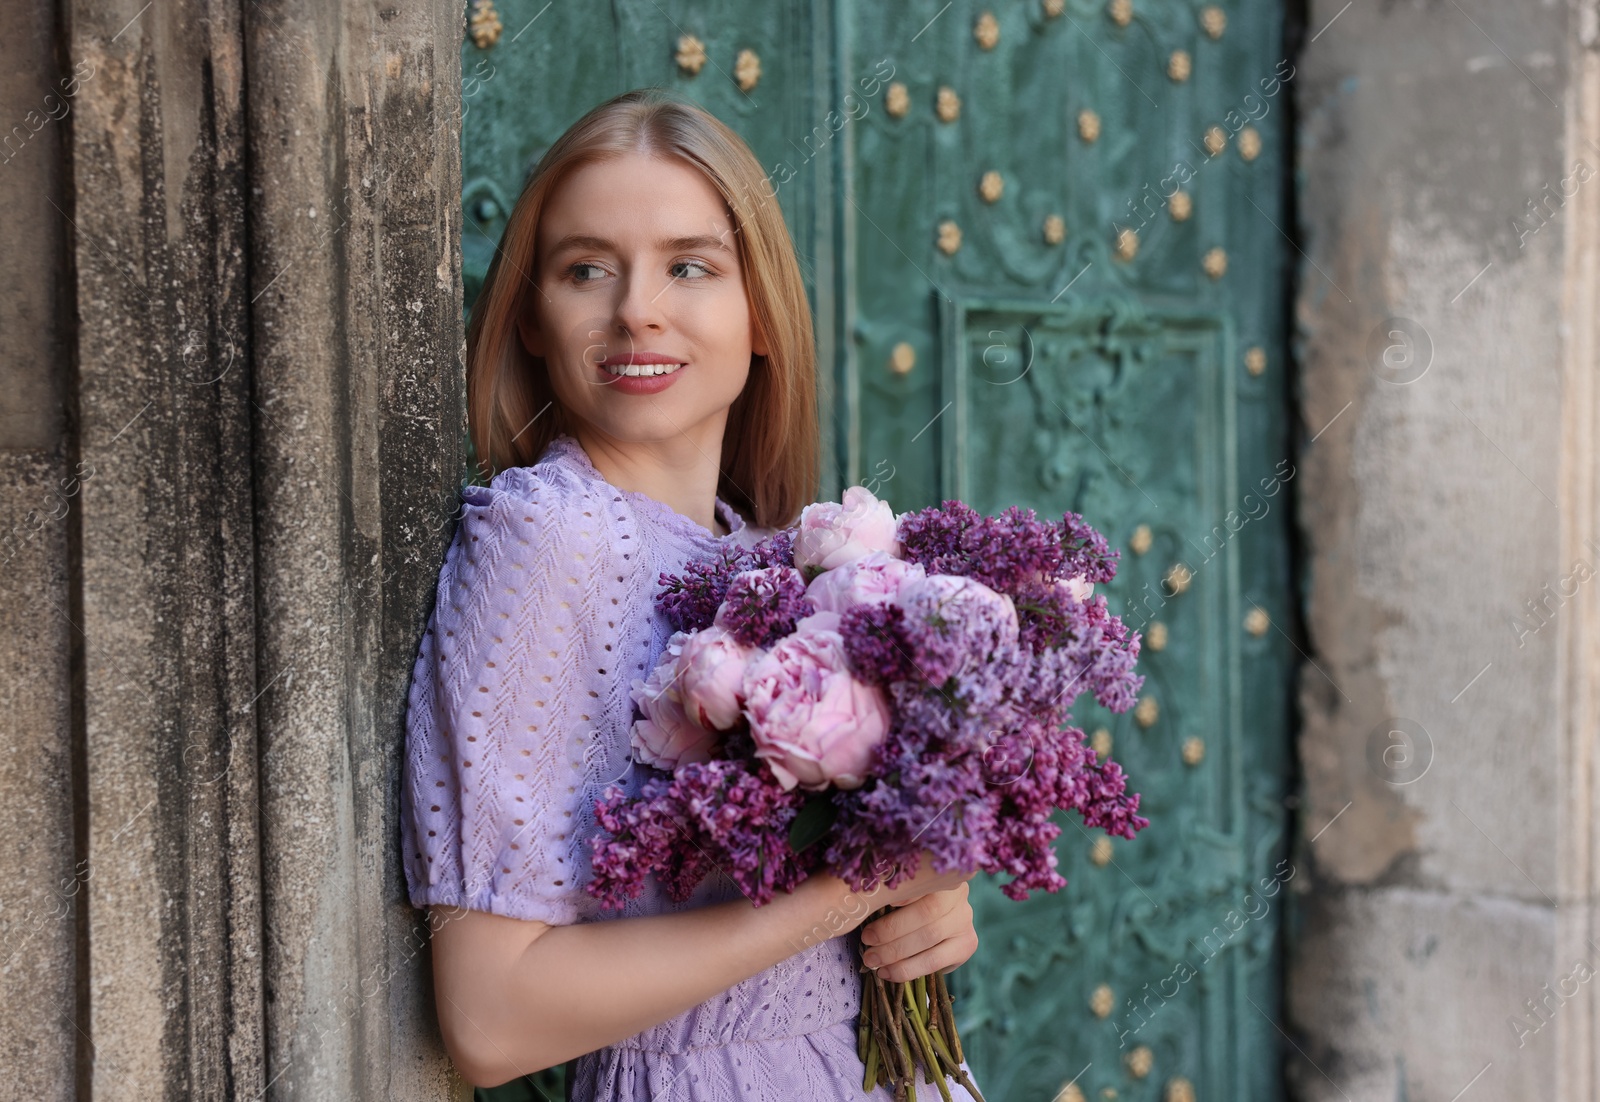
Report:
402,433,982,1100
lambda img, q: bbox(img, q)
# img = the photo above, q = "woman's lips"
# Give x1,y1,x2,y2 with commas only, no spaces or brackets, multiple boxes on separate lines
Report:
593,358,687,394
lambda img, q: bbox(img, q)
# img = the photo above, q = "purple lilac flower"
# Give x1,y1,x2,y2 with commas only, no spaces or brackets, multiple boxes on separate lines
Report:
712,566,815,648
591,497,1151,910
836,602,920,686
895,501,1066,592
1058,511,1121,585
656,530,800,635
589,756,817,909
891,574,1020,689
896,502,1122,593
747,527,798,570
656,544,752,634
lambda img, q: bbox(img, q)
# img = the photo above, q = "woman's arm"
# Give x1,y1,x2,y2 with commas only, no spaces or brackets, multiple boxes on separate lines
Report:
431,859,975,1087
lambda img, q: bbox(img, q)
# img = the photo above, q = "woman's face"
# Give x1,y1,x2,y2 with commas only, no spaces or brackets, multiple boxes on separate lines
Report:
519,151,767,449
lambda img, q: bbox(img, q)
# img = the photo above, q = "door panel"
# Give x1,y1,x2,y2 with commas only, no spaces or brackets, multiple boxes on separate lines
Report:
845,3,1295,1093
461,3,1297,1099
460,1,832,336
936,297,1289,1102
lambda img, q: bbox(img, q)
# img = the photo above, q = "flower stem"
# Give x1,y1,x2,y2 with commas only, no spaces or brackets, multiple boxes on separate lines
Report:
931,971,964,1065
870,963,910,1086
856,910,983,1101
903,980,953,1102
863,1033,880,1092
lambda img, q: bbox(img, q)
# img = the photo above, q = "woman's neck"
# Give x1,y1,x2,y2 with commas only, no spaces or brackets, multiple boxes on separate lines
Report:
571,429,727,536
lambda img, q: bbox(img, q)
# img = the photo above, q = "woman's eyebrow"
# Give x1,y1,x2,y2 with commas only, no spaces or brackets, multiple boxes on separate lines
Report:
547,232,733,256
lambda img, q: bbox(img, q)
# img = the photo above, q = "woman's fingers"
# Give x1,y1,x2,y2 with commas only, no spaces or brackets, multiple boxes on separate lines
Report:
869,925,979,983
863,911,946,969
860,885,976,982
864,882,947,940
863,883,961,947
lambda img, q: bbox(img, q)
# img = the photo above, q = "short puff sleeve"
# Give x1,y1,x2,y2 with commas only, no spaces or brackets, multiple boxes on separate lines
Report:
401,464,643,924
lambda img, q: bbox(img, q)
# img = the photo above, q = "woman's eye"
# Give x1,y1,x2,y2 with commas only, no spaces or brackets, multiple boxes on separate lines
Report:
568,262,606,282
670,259,714,280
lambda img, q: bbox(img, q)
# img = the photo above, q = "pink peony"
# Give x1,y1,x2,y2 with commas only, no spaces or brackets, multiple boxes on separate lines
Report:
792,486,902,573
1060,575,1095,603
805,549,926,614
895,573,1021,651
1025,567,1095,604
741,621,891,791
791,608,844,636
677,625,763,731
628,633,722,770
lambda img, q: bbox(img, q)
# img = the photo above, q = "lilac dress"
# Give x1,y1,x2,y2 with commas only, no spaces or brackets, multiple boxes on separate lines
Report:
402,433,983,1100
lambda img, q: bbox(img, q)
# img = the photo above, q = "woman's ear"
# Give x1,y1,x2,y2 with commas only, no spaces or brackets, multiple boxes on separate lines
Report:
748,304,769,360
516,297,546,358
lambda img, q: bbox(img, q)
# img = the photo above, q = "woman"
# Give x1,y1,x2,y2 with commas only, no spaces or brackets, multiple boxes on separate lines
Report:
402,89,982,1099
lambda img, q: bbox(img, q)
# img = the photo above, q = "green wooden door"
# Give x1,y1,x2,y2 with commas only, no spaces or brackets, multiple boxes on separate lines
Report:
461,4,1297,1101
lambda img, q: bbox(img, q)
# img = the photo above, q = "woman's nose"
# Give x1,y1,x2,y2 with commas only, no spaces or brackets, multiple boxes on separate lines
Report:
612,269,668,335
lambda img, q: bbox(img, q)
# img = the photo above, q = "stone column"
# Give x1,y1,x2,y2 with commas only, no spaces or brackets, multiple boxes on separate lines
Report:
1289,1,1598,1099
0,1,470,1096
0,0,81,1096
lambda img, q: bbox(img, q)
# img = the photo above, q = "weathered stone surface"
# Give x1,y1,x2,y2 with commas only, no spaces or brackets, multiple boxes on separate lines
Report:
0,457,76,1102
2,2,93,1099
241,1,467,1097
1290,0,1597,1097
1287,886,1561,1101
2,1,468,1096
59,2,265,1094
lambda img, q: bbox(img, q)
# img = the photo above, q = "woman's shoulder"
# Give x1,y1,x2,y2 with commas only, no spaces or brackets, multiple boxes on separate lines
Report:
460,450,617,536
439,461,635,615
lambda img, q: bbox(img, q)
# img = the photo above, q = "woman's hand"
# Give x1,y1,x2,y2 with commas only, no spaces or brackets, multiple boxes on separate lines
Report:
857,881,979,983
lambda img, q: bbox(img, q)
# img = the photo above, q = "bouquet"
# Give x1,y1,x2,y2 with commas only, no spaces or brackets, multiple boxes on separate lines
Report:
585,486,1150,1101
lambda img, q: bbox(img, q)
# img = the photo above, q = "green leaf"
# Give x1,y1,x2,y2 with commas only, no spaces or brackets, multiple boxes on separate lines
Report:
787,793,838,853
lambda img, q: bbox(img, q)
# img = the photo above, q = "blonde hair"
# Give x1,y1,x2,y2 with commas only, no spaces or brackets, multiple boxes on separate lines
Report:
465,88,820,530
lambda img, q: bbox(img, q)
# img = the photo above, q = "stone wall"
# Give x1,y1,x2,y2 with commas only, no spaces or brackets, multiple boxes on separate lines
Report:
0,0,78,1096
10,0,1596,1097
0,2,469,1096
1288,1,1598,1099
